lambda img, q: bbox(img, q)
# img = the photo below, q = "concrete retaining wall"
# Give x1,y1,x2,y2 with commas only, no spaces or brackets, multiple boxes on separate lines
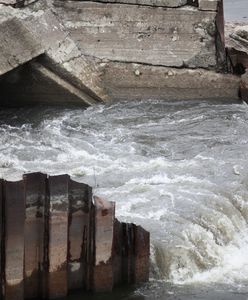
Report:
52,0,241,100
0,4,109,106
0,0,243,103
225,22,248,101
55,1,220,69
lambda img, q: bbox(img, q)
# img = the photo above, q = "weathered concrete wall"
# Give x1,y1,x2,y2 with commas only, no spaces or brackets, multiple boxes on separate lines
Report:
0,0,243,103
225,22,248,101
226,23,248,71
99,62,240,100
50,0,241,101
0,173,150,300
54,1,223,70
0,17,43,77
0,4,108,105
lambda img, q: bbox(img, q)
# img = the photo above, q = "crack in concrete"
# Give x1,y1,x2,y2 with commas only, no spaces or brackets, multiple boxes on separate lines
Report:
54,0,198,10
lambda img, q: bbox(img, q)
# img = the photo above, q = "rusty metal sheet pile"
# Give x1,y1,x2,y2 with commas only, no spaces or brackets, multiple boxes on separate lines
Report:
0,173,150,299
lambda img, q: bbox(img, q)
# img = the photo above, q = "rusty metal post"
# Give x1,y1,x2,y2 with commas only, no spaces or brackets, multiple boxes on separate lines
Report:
47,175,69,299
134,225,150,283
93,196,115,292
112,219,123,286
68,179,92,290
4,180,25,300
0,180,3,299
122,223,135,284
87,192,95,291
23,173,47,299
0,173,150,298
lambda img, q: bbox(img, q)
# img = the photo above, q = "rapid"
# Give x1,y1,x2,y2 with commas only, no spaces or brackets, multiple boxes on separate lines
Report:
1,99,248,299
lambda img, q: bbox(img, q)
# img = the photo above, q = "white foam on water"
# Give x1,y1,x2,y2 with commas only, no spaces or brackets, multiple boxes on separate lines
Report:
1,100,248,292
177,229,248,289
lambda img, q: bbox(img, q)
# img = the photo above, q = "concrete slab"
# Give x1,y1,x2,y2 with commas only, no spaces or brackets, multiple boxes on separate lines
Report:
0,5,108,104
0,17,44,76
55,1,220,69
199,0,218,11
225,22,248,73
100,62,241,100
240,71,248,101
31,62,100,105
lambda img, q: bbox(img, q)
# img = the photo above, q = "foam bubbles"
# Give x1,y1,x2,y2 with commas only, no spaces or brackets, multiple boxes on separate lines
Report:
1,100,248,292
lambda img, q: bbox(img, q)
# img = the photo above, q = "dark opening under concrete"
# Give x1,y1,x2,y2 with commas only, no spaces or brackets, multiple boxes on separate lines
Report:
0,56,99,107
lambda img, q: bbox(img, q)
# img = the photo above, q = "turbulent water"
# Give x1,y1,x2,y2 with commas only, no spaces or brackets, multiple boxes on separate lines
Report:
1,99,248,299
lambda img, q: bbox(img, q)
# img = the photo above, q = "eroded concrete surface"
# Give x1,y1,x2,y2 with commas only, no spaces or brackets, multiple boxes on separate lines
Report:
225,17,248,101
0,0,245,103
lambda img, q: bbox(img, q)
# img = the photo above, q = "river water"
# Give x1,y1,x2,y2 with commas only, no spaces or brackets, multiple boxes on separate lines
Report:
1,1,248,299
1,99,248,299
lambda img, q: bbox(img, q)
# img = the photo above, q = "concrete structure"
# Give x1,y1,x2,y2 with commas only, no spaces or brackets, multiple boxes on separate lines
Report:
99,62,240,101
225,22,248,101
0,4,108,106
0,173,150,300
0,0,243,104
55,1,221,69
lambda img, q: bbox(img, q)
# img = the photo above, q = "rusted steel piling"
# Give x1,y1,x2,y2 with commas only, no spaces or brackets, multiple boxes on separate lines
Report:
0,173,150,300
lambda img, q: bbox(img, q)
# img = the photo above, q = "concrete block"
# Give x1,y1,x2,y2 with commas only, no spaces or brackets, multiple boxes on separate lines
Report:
93,197,115,292
4,181,25,300
100,62,241,101
47,175,69,299
68,179,92,290
227,48,248,74
30,62,100,106
199,0,218,11
54,1,219,69
0,6,108,104
0,18,44,76
23,173,47,299
22,9,108,102
240,71,248,102
225,23,248,55
225,23,248,73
